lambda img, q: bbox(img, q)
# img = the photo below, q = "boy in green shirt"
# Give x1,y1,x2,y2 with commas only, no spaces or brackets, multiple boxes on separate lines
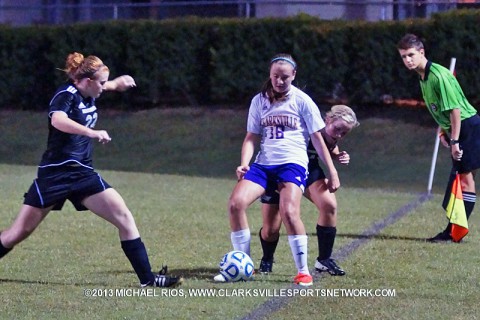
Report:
397,33,480,242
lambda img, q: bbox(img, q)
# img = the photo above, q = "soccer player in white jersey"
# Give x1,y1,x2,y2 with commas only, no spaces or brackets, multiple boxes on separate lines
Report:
258,105,359,276
214,53,340,286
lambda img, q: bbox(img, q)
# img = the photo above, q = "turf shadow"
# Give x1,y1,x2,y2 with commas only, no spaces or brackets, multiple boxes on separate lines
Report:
328,232,428,242
168,267,219,280
0,277,108,287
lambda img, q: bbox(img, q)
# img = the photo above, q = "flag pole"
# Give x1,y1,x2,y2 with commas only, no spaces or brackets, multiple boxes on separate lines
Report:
427,57,456,195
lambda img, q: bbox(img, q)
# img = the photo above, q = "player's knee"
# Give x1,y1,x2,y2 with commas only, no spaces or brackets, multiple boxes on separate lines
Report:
8,226,35,245
321,205,337,217
228,196,247,215
262,227,280,241
281,202,299,218
281,211,301,228
460,178,475,192
111,209,136,228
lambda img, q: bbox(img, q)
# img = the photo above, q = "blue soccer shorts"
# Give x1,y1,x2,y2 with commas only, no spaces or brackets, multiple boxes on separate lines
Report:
260,159,326,205
244,163,307,203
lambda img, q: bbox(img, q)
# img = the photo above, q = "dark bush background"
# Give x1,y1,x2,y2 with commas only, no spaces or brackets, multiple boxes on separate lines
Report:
0,10,479,112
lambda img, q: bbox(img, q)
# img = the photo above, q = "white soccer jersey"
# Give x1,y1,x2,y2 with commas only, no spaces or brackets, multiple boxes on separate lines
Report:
247,85,325,168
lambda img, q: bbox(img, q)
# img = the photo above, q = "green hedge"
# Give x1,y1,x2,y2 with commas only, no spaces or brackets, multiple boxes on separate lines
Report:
0,10,479,111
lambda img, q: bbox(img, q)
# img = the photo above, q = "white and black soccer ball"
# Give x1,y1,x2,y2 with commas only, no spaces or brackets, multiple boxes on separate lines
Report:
218,250,254,282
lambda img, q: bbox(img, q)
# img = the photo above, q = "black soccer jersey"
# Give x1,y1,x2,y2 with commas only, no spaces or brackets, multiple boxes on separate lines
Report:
39,84,98,168
307,132,337,162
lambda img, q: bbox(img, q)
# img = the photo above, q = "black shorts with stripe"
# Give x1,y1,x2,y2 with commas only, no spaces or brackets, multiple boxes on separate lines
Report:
23,165,112,211
456,114,480,173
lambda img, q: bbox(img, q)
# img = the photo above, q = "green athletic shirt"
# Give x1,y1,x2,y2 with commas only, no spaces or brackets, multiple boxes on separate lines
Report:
419,61,477,130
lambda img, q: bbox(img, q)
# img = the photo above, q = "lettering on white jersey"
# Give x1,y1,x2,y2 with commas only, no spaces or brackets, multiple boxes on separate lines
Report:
261,115,299,129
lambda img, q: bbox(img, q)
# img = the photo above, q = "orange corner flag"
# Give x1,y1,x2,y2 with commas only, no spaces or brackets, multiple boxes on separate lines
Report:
446,174,468,242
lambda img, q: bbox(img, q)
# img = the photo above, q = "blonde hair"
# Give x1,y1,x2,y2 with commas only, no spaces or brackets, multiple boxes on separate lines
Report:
63,52,109,81
326,105,360,127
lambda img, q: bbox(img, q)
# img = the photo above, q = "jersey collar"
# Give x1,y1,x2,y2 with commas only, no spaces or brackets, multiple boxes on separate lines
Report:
421,60,432,81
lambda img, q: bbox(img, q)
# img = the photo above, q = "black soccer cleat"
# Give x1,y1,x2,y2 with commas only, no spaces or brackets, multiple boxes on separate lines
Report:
154,274,183,288
427,230,452,243
315,258,346,276
158,264,168,275
141,265,183,288
258,259,273,274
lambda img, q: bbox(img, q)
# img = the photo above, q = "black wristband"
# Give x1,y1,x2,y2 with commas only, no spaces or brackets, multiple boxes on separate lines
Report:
450,139,460,145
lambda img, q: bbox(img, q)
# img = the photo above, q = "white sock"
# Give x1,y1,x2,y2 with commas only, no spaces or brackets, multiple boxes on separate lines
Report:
288,235,309,275
231,228,251,256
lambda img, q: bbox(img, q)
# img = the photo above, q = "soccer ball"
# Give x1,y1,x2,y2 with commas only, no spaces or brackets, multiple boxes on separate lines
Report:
218,250,254,282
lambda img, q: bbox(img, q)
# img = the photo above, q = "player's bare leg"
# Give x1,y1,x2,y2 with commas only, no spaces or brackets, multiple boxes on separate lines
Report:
305,180,345,276
83,189,182,287
0,205,51,258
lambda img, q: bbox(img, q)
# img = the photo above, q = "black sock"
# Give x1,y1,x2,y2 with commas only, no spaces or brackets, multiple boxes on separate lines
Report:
259,228,278,262
121,238,155,286
463,192,476,220
444,223,452,234
317,225,336,261
0,235,12,259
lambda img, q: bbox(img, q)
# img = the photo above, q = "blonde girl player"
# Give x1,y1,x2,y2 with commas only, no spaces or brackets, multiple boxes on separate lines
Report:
214,53,340,286
0,52,182,287
258,105,359,275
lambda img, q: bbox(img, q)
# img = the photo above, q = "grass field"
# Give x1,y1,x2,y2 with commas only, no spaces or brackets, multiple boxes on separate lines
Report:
1,108,479,319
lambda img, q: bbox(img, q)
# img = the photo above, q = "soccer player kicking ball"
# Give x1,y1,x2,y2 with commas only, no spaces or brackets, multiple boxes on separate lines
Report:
215,53,340,286
0,52,182,287
259,105,359,276
397,34,480,242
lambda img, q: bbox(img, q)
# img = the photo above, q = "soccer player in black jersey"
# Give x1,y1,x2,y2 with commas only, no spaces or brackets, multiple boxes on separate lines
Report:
0,52,182,287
